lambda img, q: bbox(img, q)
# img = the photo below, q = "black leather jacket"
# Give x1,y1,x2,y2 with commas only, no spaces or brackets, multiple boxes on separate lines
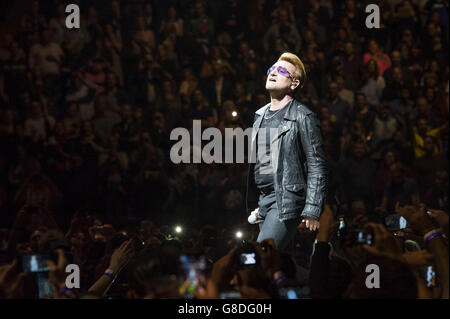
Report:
246,99,328,221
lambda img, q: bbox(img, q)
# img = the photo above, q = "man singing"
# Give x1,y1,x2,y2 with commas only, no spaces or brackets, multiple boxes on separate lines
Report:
246,52,327,252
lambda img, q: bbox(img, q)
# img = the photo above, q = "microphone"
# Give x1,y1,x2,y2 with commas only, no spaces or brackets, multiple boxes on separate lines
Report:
248,212,258,224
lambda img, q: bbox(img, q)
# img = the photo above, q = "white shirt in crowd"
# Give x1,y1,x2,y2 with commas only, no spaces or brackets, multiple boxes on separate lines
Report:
24,116,55,143
29,42,63,76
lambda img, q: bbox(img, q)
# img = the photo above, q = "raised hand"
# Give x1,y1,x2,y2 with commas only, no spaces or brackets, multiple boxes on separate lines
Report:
427,209,449,237
362,223,402,259
46,249,72,298
395,203,437,236
211,246,238,291
255,238,282,279
109,239,136,273
401,250,434,268
0,259,27,299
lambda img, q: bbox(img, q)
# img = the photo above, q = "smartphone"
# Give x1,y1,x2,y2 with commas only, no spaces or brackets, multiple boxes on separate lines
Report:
419,265,436,288
278,286,311,299
239,252,257,266
236,241,259,267
349,229,373,246
179,254,206,298
337,215,345,238
340,228,373,246
385,213,408,232
219,291,241,299
36,272,53,299
20,254,50,273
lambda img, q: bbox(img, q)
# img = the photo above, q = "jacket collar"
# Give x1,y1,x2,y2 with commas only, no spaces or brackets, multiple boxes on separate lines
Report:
255,99,297,121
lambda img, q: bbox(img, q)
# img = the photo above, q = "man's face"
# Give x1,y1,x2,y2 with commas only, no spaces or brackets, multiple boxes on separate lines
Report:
380,105,390,119
417,119,428,134
93,61,102,73
423,136,435,153
391,51,401,64
164,92,175,105
425,88,435,101
368,40,378,54
162,81,172,93
351,122,363,134
390,164,403,182
436,171,448,189
240,42,249,55
153,112,164,129
321,119,332,134
383,150,394,164
356,94,366,107
122,104,132,119
247,62,256,77
336,77,344,90
141,132,151,144
425,75,437,87
134,108,143,120
427,23,436,36
328,82,338,98
265,60,296,92
400,88,410,100
195,2,204,16
345,42,354,56
278,10,288,21
417,98,428,113
393,67,402,81
234,83,244,96
193,90,203,104
107,73,117,88
353,141,365,158
320,107,330,119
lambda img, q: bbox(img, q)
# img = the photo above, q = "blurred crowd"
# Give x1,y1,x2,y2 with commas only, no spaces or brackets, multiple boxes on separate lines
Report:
0,0,448,299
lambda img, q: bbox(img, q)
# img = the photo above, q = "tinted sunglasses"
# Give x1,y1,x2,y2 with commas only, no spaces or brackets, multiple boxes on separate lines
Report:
267,65,292,79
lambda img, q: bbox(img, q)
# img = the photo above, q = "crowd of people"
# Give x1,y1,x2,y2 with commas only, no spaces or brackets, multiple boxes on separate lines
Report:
0,0,448,299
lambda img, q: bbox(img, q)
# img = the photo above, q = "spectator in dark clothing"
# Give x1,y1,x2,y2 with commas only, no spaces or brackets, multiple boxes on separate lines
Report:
319,81,351,137
340,137,377,211
381,161,420,214
341,41,362,91
202,61,233,112
424,169,449,213
414,136,449,197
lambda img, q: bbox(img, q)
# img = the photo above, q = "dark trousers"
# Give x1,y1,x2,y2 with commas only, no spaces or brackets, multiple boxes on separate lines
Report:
256,191,301,253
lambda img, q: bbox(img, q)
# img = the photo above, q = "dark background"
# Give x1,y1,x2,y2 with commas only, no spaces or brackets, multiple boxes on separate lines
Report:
0,0,448,295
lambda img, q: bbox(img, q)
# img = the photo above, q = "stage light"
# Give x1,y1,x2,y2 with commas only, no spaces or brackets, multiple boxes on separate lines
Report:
232,111,238,117
175,225,183,234
235,230,243,239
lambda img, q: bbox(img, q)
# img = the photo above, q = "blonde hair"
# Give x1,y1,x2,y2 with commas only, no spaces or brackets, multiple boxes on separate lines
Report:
278,52,306,87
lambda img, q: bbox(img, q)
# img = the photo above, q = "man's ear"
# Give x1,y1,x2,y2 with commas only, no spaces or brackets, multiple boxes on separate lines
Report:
291,79,300,90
